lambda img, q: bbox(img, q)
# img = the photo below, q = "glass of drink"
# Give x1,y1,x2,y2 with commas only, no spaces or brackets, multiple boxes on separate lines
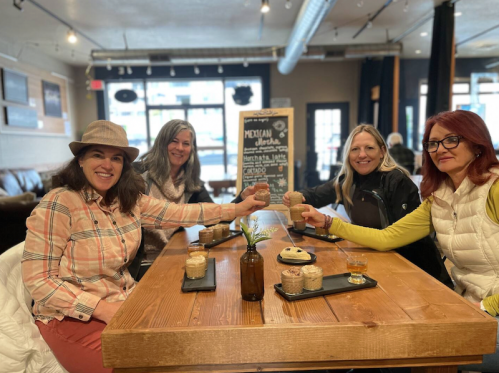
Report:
254,179,268,192
346,254,368,284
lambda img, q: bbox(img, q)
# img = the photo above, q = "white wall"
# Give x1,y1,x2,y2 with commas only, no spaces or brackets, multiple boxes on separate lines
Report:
0,37,78,171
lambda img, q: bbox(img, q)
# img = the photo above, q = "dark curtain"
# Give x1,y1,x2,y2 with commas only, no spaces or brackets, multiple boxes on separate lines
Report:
426,1,454,119
378,56,395,140
358,59,375,125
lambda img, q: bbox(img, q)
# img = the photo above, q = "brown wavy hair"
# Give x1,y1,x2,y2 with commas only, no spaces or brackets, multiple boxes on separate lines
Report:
420,110,499,199
56,146,145,213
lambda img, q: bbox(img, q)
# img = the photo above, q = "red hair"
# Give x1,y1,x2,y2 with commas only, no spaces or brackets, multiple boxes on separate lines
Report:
420,110,499,199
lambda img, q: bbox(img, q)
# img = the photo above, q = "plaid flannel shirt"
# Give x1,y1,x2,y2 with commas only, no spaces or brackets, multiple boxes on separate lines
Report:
22,187,234,324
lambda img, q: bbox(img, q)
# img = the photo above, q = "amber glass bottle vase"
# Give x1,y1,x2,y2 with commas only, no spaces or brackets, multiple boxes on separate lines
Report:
240,244,264,301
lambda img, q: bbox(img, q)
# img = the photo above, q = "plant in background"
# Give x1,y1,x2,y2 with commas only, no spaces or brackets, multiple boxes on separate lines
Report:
240,216,278,247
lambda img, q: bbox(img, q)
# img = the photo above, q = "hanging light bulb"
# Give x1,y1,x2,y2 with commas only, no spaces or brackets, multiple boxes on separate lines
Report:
55,43,60,53
106,58,112,71
367,21,373,28
194,64,200,75
357,0,364,7
170,66,176,77
118,66,125,75
243,59,249,68
403,0,409,12
126,66,133,75
260,0,270,13
285,0,292,9
67,29,77,44
146,65,152,75
218,64,224,74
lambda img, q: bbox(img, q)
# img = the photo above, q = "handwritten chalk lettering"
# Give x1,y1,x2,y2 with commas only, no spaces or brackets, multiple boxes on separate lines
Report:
244,167,267,175
244,129,272,138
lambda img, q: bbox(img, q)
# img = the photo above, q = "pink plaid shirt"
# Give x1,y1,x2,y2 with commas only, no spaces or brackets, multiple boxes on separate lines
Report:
22,187,234,324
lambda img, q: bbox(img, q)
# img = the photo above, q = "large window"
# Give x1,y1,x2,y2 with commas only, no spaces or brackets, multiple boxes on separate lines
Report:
106,77,262,182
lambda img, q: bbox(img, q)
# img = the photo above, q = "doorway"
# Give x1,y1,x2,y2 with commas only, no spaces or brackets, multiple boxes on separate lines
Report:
306,103,350,184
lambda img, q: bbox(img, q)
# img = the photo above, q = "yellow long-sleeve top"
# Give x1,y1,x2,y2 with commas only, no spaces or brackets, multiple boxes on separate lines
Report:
330,181,499,316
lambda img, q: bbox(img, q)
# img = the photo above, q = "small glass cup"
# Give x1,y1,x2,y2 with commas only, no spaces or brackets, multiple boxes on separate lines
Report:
294,220,306,231
346,254,368,284
281,267,304,295
254,179,268,192
187,242,206,254
315,226,327,236
212,226,223,241
185,256,206,279
290,206,307,221
288,191,303,207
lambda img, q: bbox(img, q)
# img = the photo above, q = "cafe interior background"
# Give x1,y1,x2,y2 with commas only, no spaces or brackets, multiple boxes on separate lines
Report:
0,0,499,196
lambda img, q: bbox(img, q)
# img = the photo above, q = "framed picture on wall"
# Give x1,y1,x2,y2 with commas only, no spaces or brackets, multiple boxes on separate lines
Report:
42,80,62,117
2,68,29,105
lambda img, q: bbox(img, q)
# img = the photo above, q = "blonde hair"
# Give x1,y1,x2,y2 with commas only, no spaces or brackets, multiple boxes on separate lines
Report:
333,124,410,206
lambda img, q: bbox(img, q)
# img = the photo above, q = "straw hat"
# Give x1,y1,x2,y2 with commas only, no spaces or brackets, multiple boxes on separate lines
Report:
69,120,139,161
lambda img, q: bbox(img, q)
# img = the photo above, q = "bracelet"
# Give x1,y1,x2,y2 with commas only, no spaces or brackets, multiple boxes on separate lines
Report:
322,214,333,232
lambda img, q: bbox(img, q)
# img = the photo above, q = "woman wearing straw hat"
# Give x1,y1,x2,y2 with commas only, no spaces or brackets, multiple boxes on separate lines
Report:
21,120,265,373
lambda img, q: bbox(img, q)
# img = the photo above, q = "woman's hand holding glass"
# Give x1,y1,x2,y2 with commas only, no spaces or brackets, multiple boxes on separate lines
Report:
241,184,269,200
235,195,266,216
298,204,326,228
282,191,306,207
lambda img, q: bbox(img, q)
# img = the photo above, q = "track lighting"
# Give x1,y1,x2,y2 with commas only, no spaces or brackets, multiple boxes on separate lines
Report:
106,58,112,71
218,64,224,74
285,0,292,10
333,28,338,41
261,0,270,13
67,29,77,44
146,65,152,75
243,59,249,68
126,66,133,75
118,67,125,75
170,66,176,77
194,65,200,75
367,21,373,28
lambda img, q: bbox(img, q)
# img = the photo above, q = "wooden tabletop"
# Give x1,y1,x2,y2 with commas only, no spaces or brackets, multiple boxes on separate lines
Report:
102,210,497,373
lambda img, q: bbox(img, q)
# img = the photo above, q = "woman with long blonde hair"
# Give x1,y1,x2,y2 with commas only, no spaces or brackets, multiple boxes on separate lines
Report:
283,124,451,286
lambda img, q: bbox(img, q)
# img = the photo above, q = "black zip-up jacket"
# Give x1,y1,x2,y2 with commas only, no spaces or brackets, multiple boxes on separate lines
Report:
300,169,453,287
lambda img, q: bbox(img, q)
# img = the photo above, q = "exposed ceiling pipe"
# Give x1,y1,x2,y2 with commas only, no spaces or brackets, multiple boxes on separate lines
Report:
278,0,337,75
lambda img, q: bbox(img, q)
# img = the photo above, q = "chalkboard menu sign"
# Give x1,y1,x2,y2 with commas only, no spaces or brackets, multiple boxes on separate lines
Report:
237,108,294,211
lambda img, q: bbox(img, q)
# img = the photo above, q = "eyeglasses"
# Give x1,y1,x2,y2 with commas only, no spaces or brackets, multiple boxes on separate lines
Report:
423,136,463,153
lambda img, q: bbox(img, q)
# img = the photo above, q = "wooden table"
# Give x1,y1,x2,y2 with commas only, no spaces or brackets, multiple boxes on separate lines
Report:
208,179,237,197
102,210,497,373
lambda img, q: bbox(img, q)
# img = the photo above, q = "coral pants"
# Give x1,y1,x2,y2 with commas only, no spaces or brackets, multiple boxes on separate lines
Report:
36,318,112,373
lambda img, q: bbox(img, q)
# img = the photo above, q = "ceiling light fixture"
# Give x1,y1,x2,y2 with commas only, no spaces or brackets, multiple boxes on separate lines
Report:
243,59,249,68
415,49,421,54
146,65,152,75
420,32,428,37
67,29,77,44
218,64,224,74
118,67,125,75
194,64,200,75
285,0,292,9
126,66,132,75
333,28,338,41
454,12,462,17
261,0,270,13
170,66,176,77
106,58,112,71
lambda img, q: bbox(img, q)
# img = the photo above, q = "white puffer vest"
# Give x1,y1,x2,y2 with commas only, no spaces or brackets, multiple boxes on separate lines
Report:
431,169,499,302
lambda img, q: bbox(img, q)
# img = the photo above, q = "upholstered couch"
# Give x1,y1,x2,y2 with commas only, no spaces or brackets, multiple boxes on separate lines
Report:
0,242,68,373
0,169,47,254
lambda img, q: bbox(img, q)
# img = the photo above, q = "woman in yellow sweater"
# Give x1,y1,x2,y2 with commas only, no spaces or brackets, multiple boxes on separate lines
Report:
302,110,499,372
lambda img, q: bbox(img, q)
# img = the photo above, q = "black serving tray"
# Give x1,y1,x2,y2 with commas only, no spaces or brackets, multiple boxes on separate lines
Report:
190,230,243,248
277,252,317,265
181,258,217,292
274,272,377,301
288,227,343,243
